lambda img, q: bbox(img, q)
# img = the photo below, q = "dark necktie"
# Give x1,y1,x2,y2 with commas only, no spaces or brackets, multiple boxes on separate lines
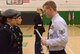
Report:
47,20,52,39
47,20,52,49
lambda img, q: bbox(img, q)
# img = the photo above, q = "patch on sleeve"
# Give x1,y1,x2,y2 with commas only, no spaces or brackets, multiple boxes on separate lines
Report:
50,25,54,29
59,29,65,35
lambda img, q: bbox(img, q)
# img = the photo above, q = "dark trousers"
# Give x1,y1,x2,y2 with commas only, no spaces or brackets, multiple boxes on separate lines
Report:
49,49,66,54
35,32,43,54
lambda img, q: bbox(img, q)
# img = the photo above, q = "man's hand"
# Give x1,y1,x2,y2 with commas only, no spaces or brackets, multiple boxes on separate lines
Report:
41,37,46,46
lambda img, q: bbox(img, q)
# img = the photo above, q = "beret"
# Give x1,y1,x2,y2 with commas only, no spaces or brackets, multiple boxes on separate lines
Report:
1,9,21,18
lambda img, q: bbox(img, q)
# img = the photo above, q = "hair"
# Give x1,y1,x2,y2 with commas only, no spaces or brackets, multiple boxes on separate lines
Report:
37,8,43,12
43,1,57,11
0,16,7,24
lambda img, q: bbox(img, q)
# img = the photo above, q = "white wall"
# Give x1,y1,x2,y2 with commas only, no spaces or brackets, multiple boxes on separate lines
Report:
0,0,80,11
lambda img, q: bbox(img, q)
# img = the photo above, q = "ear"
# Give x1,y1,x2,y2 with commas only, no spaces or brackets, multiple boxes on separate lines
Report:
7,18,11,22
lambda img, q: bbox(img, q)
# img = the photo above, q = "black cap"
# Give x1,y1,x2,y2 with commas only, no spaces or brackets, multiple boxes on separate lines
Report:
1,9,21,18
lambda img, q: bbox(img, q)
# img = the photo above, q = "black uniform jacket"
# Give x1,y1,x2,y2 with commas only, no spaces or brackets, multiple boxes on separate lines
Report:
0,24,17,54
13,25,23,54
13,26,23,47
34,13,45,34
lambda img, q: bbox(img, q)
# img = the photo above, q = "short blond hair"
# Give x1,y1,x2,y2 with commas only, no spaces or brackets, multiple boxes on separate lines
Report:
43,1,57,11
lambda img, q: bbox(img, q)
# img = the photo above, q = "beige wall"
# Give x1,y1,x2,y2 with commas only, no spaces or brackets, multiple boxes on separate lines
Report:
0,0,80,11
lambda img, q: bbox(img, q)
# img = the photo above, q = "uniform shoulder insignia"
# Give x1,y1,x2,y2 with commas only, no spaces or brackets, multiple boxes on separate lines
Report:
50,25,54,29
4,25,7,29
4,26,6,29
59,29,65,35
19,33,22,36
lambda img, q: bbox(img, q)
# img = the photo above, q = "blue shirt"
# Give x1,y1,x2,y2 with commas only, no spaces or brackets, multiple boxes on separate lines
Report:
46,13,68,51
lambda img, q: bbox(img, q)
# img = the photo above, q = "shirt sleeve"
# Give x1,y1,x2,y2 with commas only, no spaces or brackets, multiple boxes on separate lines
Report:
46,21,68,47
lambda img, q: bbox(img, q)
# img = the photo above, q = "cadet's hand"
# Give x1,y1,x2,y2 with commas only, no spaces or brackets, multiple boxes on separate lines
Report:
41,37,46,46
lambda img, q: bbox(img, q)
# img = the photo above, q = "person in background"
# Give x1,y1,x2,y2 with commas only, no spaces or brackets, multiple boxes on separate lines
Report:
34,8,45,54
41,1,68,54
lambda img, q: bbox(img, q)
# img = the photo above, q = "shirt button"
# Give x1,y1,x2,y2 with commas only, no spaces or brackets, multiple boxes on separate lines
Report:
18,46,20,49
18,42,20,44
20,38,21,40
17,38,19,39
18,51,20,53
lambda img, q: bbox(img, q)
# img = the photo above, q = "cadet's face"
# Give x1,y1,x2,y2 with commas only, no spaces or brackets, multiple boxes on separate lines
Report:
43,6,52,18
15,16,22,25
8,18,17,26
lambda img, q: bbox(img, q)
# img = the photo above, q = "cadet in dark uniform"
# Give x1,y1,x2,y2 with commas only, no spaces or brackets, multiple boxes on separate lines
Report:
34,8,45,54
13,15,23,54
0,9,21,54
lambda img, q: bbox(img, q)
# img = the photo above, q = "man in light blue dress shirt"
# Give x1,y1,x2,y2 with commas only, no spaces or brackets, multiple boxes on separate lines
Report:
41,1,68,54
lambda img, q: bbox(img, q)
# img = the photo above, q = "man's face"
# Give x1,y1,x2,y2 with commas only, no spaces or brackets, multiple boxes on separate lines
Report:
43,6,52,18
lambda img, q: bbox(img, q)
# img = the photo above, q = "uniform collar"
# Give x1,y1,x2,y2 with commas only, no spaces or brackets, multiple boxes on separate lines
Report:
4,23,12,29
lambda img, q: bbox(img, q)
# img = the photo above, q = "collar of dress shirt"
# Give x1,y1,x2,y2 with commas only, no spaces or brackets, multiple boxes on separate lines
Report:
51,13,59,22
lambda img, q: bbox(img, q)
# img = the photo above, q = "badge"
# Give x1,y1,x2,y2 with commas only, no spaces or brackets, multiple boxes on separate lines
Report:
59,29,65,35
